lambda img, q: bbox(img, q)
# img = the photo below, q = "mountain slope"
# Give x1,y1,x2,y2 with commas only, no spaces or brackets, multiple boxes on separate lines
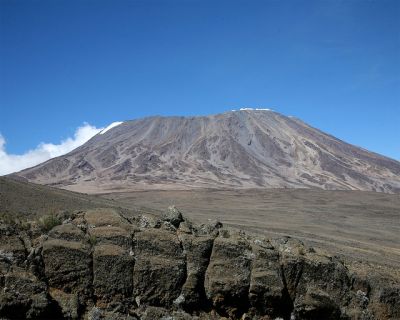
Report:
0,176,111,218
0,176,151,219
14,109,400,193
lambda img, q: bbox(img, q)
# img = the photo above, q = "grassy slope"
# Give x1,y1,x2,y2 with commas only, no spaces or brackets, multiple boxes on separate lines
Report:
0,176,152,219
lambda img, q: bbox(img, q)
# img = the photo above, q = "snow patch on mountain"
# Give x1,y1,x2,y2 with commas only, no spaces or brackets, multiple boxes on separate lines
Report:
99,122,124,135
239,108,272,111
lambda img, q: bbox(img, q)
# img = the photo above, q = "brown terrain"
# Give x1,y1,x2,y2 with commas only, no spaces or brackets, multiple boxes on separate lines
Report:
13,109,400,193
2,110,400,319
101,188,400,279
0,176,156,220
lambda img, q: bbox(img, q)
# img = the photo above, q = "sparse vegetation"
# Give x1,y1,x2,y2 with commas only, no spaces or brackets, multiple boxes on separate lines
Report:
38,214,61,232
0,212,31,231
0,212,17,225
0,176,125,221
88,235,97,246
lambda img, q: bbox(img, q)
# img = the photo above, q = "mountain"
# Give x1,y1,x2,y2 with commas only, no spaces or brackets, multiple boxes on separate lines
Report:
13,109,400,193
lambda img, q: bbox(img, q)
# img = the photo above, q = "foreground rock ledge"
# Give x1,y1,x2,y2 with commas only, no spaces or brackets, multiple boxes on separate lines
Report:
0,207,399,320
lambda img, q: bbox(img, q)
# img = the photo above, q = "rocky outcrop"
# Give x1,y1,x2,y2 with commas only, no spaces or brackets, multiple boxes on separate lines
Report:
0,207,399,319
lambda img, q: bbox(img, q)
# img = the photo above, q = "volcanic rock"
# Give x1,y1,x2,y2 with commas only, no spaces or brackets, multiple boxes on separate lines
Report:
0,208,399,319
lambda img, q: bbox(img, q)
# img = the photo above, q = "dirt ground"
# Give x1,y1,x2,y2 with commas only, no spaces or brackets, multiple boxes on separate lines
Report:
101,188,400,278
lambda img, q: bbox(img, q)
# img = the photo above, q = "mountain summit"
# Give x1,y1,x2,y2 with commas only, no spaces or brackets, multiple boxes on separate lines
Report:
14,109,400,193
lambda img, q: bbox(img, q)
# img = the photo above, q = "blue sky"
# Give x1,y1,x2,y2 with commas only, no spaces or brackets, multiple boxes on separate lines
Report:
0,0,399,171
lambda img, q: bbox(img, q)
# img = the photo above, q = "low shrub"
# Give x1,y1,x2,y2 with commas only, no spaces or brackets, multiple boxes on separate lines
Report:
39,215,61,232
88,235,97,246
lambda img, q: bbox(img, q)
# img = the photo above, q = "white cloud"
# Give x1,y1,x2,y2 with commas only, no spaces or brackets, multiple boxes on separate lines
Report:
0,123,102,176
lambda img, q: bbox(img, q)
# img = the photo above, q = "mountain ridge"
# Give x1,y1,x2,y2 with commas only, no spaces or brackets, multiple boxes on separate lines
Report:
13,109,400,193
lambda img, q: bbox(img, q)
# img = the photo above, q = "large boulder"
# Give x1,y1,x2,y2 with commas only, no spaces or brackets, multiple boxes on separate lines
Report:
132,228,186,307
367,282,400,320
275,237,353,319
292,254,351,319
0,230,26,267
48,224,86,242
84,208,130,229
92,244,134,303
248,238,292,318
42,239,91,294
204,230,252,318
163,205,184,228
178,233,214,310
0,268,61,319
48,288,79,320
89,226,132,249
85,209,134,249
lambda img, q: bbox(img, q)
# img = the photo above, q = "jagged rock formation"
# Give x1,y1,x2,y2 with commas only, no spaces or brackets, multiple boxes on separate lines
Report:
14,110,400,193
1,207,399,319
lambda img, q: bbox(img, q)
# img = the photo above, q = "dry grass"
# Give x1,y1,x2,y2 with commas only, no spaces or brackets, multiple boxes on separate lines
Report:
101,188,400,278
